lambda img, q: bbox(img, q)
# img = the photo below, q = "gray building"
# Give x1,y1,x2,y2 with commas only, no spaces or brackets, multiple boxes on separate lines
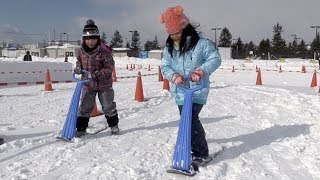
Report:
45,44,80,58
148,50,163,60
112,48,130,58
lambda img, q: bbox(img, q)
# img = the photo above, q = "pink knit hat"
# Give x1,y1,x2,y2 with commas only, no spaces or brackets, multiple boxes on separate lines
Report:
159,5,190,34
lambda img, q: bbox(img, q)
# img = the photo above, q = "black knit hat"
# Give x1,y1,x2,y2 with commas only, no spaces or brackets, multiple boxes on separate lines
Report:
82,19,100,38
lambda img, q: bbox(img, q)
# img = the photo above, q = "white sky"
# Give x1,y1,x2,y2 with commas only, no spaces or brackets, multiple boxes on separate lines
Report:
0,0,319,46
0,57,320,179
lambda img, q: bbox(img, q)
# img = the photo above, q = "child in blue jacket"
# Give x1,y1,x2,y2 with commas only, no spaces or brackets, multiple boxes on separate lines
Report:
160,5,221,165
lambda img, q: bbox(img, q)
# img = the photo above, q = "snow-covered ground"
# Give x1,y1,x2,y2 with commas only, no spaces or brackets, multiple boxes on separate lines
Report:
0,57,320,179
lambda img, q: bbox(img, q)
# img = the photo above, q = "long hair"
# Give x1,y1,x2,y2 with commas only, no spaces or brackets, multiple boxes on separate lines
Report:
165,24,200,58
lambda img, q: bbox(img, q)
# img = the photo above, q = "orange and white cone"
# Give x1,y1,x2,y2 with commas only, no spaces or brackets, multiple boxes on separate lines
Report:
90,101,102,117
256,68,262,85
311,70,317,87
112,68,117,82
158,66,164,81
163,78,170,91
301,65,306,73
134,72,144,102
44,69,53,91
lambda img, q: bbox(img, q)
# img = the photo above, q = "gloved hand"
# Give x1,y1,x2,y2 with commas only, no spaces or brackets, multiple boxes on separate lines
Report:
172,73,185,85
190,68,204,82
91,70,100,79
74,67,82,74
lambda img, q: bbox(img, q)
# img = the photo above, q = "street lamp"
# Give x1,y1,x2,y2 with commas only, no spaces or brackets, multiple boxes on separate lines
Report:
211,28,221,47
310,25,320,37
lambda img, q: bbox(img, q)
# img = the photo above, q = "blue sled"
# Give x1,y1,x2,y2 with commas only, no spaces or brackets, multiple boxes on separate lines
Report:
58,70,91,141
170,77,205,173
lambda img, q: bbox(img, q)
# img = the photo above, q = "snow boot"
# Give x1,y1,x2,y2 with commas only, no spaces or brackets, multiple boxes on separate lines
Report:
106,113,119,134
76,117,89,137
192,156,213,167
110,125,120,134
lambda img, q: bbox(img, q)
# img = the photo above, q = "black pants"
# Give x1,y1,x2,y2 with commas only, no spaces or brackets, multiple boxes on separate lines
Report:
178,103,209,158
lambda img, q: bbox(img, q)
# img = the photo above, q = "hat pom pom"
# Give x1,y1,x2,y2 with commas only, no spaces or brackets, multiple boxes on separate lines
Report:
159,14,165,24
86,19,95,25
173,5,183,15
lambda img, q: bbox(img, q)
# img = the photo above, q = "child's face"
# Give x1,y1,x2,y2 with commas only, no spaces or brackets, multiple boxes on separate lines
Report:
169,31,182,42
85,38,98,48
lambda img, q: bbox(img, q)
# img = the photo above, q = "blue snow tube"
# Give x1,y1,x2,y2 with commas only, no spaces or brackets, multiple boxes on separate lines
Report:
59,70,91,140
171,77,205,172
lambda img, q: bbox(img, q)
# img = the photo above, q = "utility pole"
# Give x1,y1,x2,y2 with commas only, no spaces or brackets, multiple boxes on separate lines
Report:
53,29,56,44
211,27,221,47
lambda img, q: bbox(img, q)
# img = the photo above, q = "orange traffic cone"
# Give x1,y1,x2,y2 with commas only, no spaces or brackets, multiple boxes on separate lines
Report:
232,65,235,72
163,78,170,91
279,65,283,73
256,68,262,85
311,70,317,87
301,65,306,73
112,68,117,82
148,64,151,71
126,64,129,70
158,66,164,81
90,101,102,117
134,71,144,102
44,69,53,91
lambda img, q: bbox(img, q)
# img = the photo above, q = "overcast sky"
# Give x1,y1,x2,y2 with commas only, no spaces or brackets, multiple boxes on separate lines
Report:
0,0,319,46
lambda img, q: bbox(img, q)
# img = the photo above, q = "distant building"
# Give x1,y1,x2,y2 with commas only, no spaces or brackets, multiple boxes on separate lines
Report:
148,50,163,60
1,49,26,58
45,43,81,58
218,47,231,60
112,48,130,58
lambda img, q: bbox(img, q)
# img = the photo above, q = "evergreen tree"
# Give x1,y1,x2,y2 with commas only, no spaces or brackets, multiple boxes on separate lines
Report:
125,41,130,48
144,36,161,51
144,40,153,51
311,34,320,60
131,30,141,50
236,37,244,58
152,36,160,49
218,27,232,47
287,42,293,58
248,41,255,51
271,23,286,58
258,39,271,59
110,30,123,48
101,32,107,44
311,34,320,52
297,39,308,58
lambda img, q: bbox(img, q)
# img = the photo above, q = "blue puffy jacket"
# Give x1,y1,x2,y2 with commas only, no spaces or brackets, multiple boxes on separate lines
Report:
161,37,221,105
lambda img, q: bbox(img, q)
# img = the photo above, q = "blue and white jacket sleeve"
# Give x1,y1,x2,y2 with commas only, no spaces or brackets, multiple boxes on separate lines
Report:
161,47,176,82
199,40,222,77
